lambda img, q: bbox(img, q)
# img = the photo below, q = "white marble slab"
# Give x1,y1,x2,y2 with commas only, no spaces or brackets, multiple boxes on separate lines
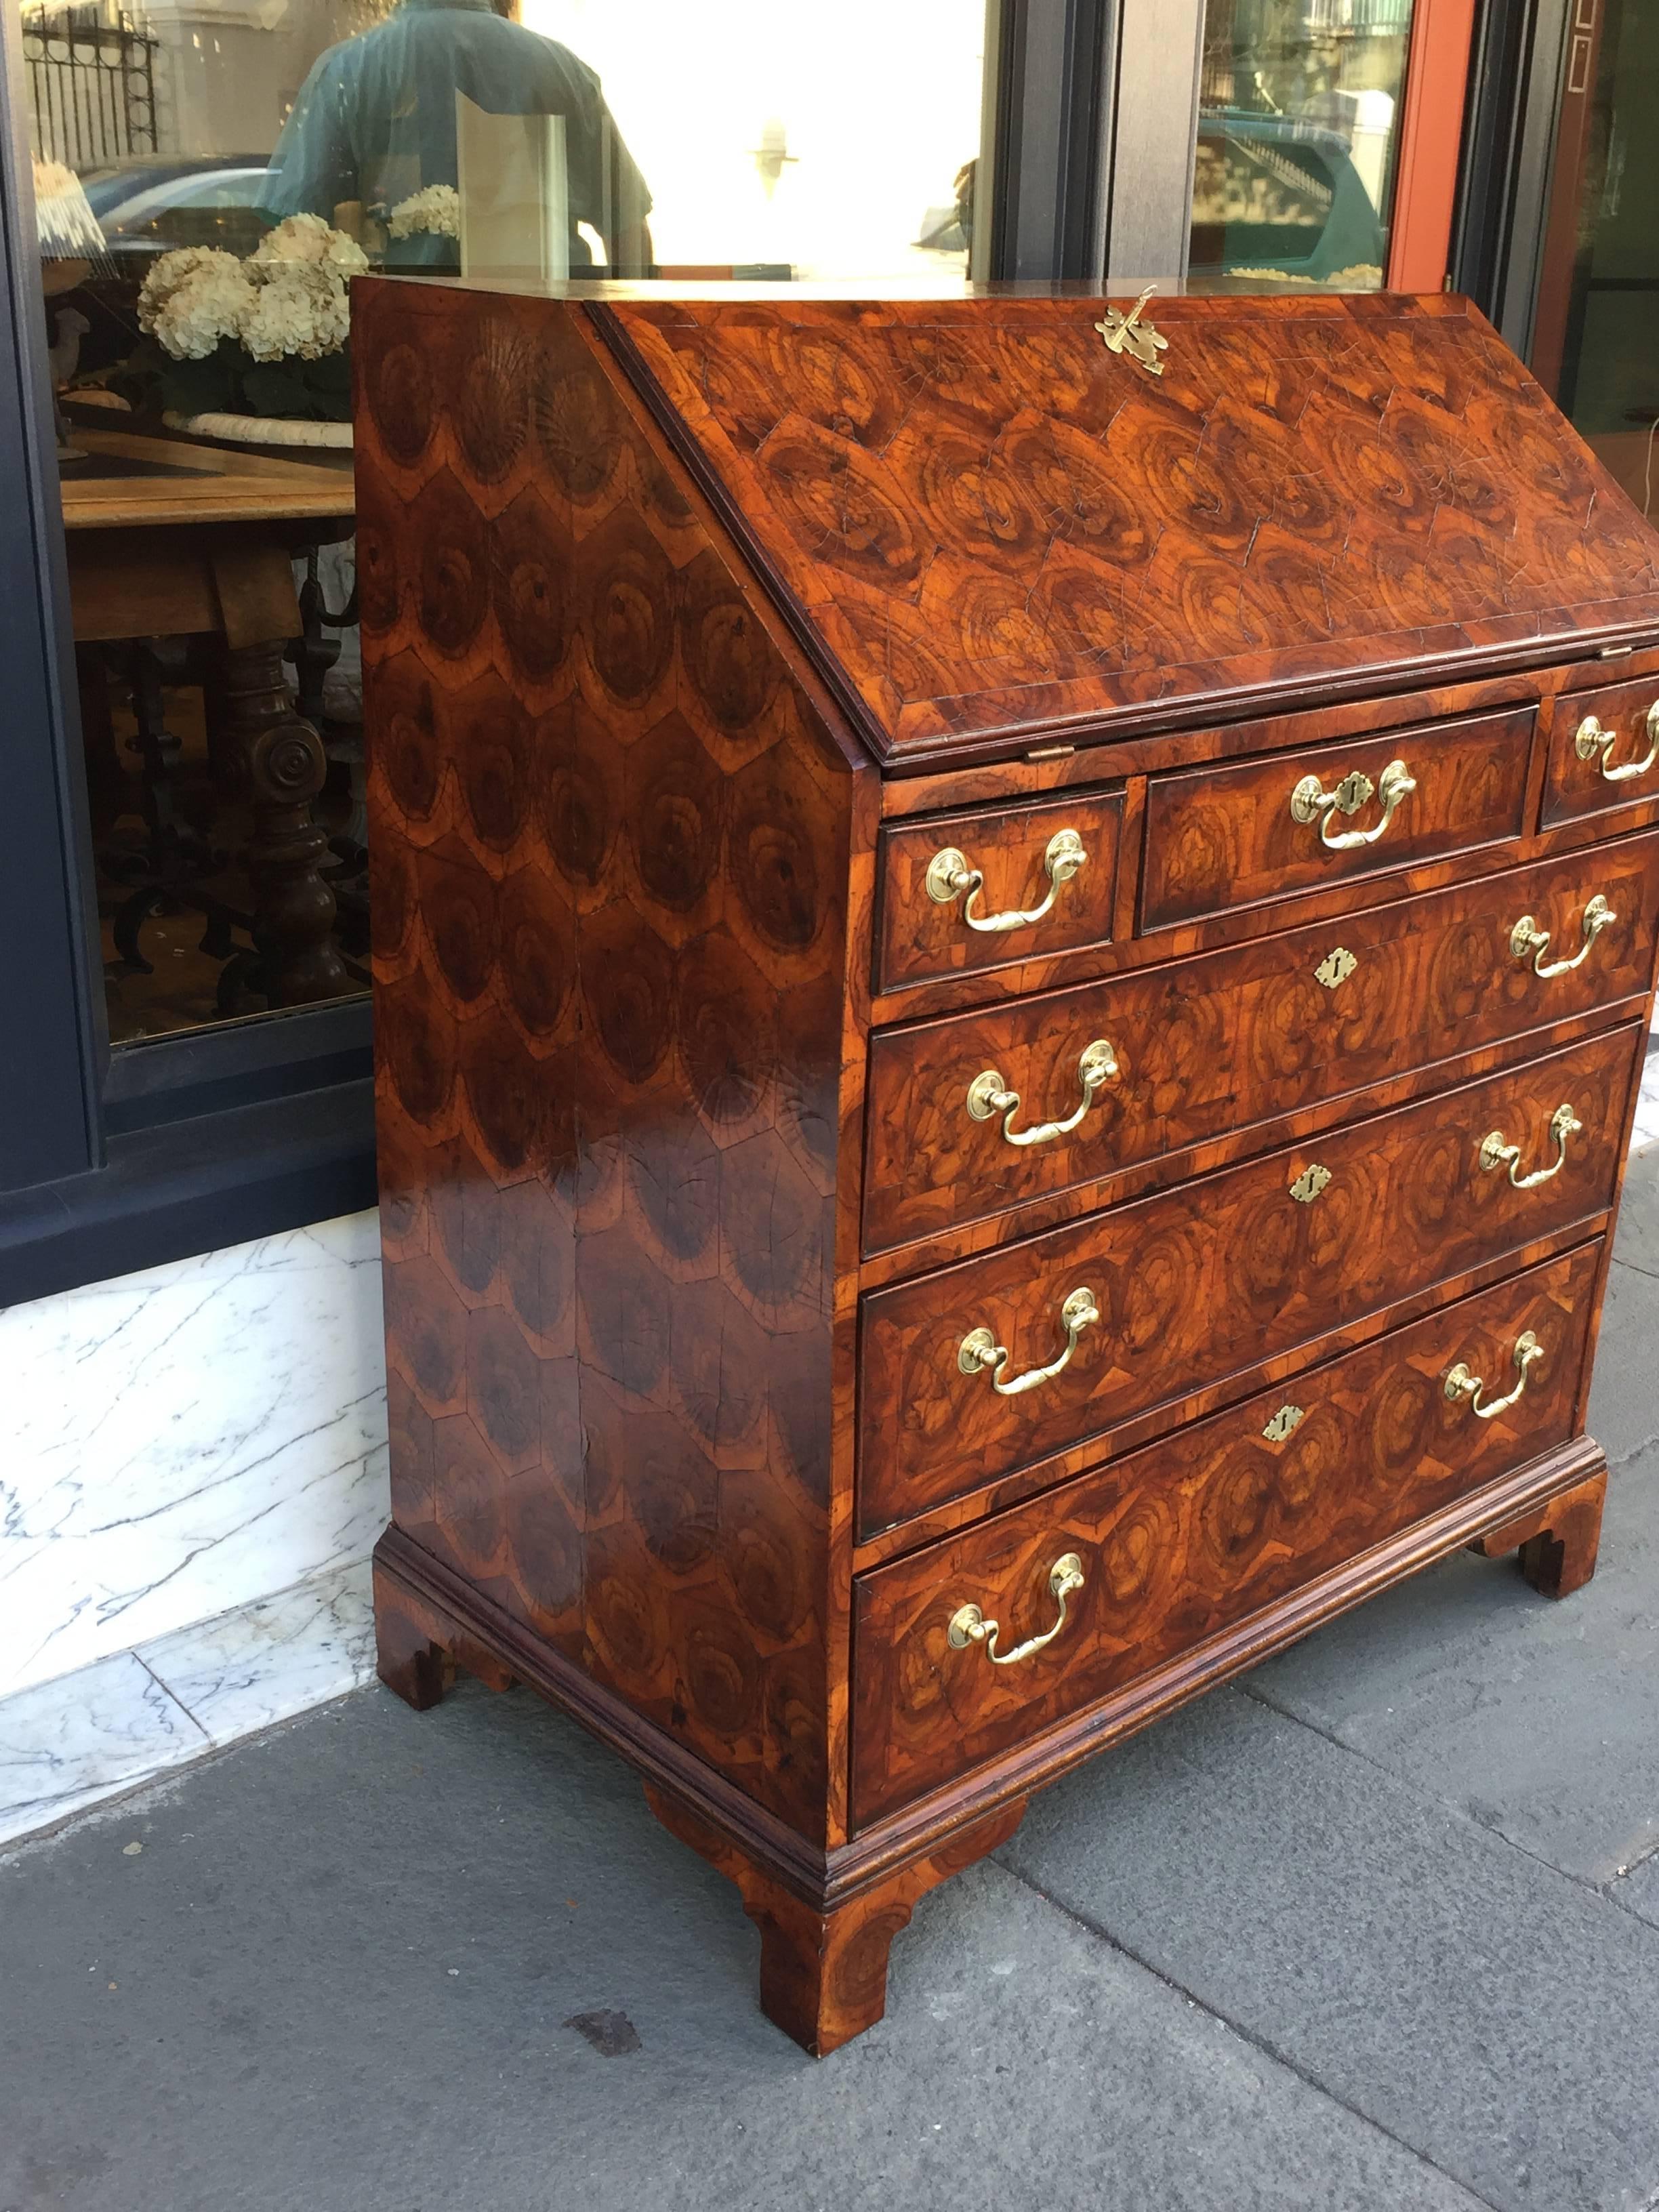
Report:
0,1559,381,1849
1633,1046,1659,1158
140,1560,375,1748
0,1650,207,1847
1,1210,390,1702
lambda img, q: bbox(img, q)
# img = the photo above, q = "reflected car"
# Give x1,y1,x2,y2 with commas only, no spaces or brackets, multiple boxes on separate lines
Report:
1188,112,1387,287
78,155,274,262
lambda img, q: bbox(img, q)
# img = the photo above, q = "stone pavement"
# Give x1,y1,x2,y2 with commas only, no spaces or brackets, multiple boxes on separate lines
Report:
6,1155,1659,2212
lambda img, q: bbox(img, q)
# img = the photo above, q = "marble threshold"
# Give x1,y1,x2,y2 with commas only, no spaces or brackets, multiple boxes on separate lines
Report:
0,1559,374,1851
5,1047,1659,1856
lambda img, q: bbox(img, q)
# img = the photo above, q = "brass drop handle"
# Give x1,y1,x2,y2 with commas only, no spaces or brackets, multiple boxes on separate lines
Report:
1509,893,1616,978
966,1039,1119,1148
1479,1101,1582,1189
949,1552,1086,1667
958,1286,1100,1398
926,827,1087,933
1444,1329,1544,1422
1575,703,1659,783
1290,758,1416,851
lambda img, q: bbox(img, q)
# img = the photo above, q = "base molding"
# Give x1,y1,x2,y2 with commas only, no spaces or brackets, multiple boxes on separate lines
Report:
374,1433,1608,2051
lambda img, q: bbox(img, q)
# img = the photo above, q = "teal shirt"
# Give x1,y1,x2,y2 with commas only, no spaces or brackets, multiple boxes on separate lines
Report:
260,0,650,267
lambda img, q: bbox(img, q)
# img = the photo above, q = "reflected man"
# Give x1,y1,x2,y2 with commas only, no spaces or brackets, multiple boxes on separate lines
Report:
261,0,652,272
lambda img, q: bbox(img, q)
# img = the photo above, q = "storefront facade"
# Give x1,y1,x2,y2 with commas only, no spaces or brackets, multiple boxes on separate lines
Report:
2,0,1652,1818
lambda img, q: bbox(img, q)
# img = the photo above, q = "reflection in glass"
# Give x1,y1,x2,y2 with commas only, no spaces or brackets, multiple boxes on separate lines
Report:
1530,0,1659,518
13,0,996,1042
1188,0,1415,291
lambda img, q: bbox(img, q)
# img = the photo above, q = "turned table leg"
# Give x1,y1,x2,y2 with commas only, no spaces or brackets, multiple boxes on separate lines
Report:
213,634,352,1007
645,1784,1028,2056
1469,1466,1607,1599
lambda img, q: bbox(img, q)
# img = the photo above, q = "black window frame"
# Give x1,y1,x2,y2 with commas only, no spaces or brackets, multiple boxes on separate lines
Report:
1452,0,1573,355
0,6,374,1310
0,0,1112,1311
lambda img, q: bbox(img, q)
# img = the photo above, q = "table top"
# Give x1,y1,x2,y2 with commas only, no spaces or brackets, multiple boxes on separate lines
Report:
60,426,356,532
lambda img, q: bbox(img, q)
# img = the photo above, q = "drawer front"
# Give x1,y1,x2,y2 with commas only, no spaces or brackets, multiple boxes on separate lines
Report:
1141,706,1534,933
1544,673,1659,829
877,790,1124,993
857,1025,1633,1535
864,830,1659,1254
852,1241,1601,1828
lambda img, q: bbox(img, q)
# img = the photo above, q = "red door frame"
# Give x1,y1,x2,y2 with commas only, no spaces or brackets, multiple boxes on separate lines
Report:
1386,0,1480,292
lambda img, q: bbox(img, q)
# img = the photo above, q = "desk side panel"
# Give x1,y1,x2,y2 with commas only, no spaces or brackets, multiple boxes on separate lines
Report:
355,281,853,1839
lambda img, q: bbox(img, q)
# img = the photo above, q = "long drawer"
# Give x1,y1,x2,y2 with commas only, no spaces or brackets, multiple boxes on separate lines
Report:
863,829,1659,1255
857,1023,1635,1535
1140,704,1534,933
851,1240,1602,1827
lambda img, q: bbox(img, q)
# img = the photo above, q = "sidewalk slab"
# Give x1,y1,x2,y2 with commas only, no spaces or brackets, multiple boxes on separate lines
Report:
1000,1687,1659,2212
1244,1444,1659,1883
1,1680,1487,2212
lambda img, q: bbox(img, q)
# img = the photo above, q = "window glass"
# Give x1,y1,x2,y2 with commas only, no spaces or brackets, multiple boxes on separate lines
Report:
1530,0,1659,517
18,0,995,1046
1187,0,1416,290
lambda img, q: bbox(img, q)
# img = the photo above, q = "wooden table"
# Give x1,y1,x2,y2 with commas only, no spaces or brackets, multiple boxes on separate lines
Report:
62,425,357,1007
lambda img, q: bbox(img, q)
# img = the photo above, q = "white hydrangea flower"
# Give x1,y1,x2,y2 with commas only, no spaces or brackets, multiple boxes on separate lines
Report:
238,261,350,362
248,211,369,278
388,185,461,240
146,260,260,361
138,247,245,335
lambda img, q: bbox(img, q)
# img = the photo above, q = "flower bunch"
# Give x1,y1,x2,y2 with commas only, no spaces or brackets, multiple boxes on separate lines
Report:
138,216,368,366
247,209,372,276
388,185,461,241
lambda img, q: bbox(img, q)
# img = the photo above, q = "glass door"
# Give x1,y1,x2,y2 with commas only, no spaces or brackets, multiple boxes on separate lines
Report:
1185,0,1417,290
1529,0,1659,516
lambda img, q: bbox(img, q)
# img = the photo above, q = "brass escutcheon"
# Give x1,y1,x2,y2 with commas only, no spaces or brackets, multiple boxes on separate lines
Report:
1262,1404,1307,1443
1290,758,1416,851
1094,285,1168,377
1315,946,1359,990
1288,1162,1333,1205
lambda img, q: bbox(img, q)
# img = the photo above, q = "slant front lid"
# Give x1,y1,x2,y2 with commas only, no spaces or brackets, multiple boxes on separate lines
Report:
594,292,1659,767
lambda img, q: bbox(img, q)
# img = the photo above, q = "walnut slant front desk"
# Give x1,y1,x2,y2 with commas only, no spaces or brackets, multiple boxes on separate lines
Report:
356,283,1659,2054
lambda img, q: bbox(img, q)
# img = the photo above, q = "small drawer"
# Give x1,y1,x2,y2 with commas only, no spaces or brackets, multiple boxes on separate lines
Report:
1141,705,1534,933
1544,673,1659,829
851,1240,1601,1827
857,1024,1633,1536
865,830,1659,1254
876,790,1123,994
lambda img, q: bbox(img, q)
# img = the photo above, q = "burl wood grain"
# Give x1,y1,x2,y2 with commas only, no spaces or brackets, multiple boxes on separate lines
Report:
1139,703,1534,931
852,1241,1601,1826
877,786,1123,992
859,1025,1635,1535
644,1782,1026,2055
863,831,1659,1255
597,293,1659,760
1542,670,1659,830
356,280,860,1840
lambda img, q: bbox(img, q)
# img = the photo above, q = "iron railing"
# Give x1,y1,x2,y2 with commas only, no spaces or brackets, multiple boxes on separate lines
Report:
22,5,159,171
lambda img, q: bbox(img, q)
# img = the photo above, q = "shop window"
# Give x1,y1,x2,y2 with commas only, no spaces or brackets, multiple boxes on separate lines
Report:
1186,0,1417,290
1530,0,1659,518
18,0,997,1054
